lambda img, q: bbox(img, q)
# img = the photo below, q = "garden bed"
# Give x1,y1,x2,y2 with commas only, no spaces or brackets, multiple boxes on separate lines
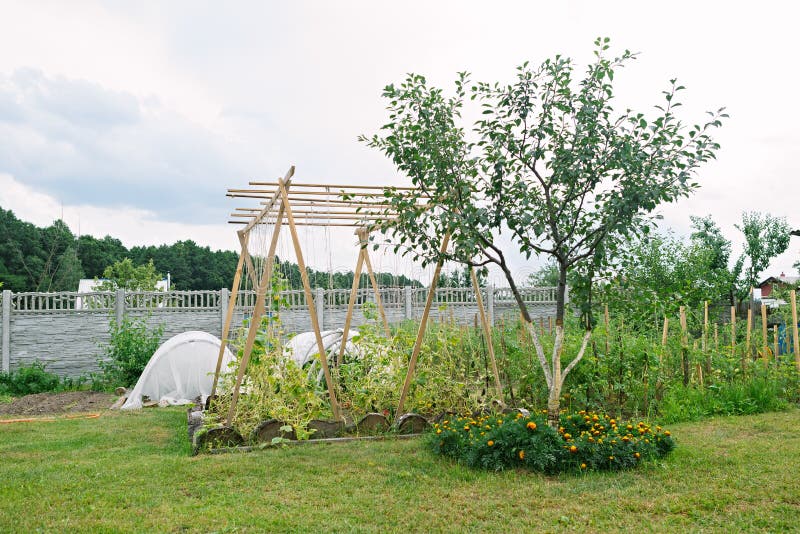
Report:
0,391,116,416
188,398,432,454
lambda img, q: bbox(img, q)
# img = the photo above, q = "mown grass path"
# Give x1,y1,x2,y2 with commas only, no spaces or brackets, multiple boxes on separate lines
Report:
1,408,798,532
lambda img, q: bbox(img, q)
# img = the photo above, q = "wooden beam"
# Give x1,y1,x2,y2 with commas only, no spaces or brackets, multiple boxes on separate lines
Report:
396,233,450,416
338,250,365,365
239,166,293,234
225,203,286,426
247,182,421,191
210,236,248,399
279,179,342,421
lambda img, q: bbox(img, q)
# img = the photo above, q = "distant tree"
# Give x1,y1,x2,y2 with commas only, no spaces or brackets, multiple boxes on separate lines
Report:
528,261,560,287
76,235,127,278
97,258,161,291
732,212,790,300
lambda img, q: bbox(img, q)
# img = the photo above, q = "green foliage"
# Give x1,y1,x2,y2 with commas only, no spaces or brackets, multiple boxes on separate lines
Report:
599,231,731,331
98,316,164,388
733,211,791,298
659,377,794,424
96,258,161,291
0,210,84,291
429,410,675,473
0,362,62,396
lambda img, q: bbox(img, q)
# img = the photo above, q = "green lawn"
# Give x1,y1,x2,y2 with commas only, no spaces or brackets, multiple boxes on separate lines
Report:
1,408,798,533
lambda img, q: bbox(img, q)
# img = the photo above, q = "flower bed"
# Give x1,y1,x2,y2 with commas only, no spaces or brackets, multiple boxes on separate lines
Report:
429,410,675,473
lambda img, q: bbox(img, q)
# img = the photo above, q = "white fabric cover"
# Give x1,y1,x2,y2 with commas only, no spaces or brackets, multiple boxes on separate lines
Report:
121,331,234,410
284,329,359,367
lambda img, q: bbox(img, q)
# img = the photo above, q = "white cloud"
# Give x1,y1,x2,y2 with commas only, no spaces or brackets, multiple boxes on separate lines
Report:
0,0,797,281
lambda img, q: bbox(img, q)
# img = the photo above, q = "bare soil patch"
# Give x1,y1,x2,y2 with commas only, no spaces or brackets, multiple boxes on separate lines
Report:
0,391,117,416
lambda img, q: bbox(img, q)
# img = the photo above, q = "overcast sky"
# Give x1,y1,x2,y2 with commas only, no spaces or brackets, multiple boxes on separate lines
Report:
0,1,798,285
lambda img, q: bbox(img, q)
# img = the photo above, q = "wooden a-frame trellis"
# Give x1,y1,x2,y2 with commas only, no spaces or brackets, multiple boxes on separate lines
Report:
210,166,503,425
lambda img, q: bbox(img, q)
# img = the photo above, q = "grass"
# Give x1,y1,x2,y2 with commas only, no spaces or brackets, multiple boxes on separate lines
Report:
0,409,798,532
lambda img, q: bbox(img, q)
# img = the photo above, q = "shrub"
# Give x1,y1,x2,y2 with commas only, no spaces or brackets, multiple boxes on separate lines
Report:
98,316,164,388
0,361,62,396
429,410,675,473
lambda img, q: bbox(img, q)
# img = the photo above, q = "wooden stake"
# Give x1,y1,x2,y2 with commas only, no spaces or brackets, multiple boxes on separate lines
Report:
338,249,365,364
792,290,800,371
730,306,736,355
773,324,779,359
703,301,711,375
679,306,689,387
661,317,669,346
746,307,753,361
761,303,769,360
210,233,248,399
396,233,450,416
714,323,719,351
279,179,341,421
226,204,286,426
470,266,502,399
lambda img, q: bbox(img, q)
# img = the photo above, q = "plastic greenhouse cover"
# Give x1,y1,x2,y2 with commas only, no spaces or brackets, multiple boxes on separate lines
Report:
121,331,234,410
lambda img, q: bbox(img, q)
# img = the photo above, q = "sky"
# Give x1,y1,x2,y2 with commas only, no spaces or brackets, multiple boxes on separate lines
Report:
0,1,798,286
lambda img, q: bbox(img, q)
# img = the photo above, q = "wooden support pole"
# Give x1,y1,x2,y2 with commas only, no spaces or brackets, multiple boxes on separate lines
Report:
714,323,719,351
225,204,286,426
730,306,736,355
604,304,610,356
661,317,669,346
742,306,753,373
761,303,769,360
773,324,779,359
238,232,260,289
792,290,800,371
338,250,365,364
279,179,342,421
358,228,391,338
679,306,689,387
470,266,503,400
703,301,711,374
396,233,450,417
210,235,248,399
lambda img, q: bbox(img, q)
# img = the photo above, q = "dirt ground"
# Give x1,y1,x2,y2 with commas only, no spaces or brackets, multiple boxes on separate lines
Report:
0,391,117,416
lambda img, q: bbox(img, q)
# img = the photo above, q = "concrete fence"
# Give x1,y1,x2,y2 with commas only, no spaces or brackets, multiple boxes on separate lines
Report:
0,286,558,377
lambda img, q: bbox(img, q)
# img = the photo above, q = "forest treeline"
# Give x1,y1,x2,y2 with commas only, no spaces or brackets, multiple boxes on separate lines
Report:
0,208,420,292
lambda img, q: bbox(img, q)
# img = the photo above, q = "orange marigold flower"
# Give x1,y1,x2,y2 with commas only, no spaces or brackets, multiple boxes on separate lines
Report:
526,422,537,431
664,430,671,436
580,463,587,469
563,433,572,440
569,445,578,454
487,440,494,447
634,452,641,459
519,450,525,460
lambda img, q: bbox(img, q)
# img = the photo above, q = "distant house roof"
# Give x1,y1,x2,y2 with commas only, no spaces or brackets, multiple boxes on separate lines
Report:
758,274,800,288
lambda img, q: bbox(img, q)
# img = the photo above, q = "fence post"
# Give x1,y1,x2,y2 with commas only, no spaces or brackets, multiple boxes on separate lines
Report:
487,284,495,326
220,288,229,337
2,290,10,372
115,289,125,324
404,286,413,320
315,287,325,330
